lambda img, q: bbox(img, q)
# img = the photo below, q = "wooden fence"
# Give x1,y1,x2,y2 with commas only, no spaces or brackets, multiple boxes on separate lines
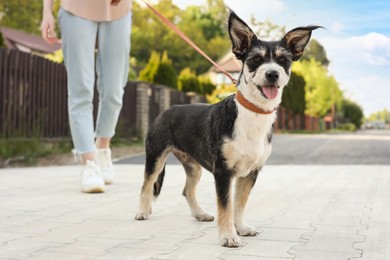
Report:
0,48,205,139
274,107,321,132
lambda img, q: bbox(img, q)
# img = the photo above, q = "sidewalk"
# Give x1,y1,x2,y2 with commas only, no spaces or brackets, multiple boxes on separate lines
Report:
1,164,389,259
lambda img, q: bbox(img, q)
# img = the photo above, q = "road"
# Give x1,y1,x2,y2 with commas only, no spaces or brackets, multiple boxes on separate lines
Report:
116,129,390,165
1,129,389,259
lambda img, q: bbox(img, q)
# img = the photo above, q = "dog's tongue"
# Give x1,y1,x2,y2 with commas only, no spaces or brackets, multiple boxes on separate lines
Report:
262,85,278,99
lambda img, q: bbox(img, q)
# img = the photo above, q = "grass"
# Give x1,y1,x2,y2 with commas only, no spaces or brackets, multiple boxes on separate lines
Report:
0,137,143,167
0,138,73,166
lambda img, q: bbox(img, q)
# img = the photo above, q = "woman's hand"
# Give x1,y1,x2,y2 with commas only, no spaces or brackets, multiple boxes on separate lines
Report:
111,0,121,6
41,11,59,44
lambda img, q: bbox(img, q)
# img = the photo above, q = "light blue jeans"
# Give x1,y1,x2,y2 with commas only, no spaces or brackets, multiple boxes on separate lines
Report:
58,8,131,154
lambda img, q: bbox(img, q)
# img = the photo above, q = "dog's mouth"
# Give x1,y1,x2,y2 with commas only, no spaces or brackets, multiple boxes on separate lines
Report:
257,85,279,99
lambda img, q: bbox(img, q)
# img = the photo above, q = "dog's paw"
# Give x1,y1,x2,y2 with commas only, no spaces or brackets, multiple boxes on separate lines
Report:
135,212,150,220
236,225,259,236
195,213,214,222
220,234,241,247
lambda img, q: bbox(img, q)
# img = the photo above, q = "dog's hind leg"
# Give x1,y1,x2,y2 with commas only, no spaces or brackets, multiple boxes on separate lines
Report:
173,150,214,222
234,170,259,236
135,148,170,221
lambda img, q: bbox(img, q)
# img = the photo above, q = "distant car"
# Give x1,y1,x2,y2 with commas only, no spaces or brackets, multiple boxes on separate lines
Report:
365,121,386,129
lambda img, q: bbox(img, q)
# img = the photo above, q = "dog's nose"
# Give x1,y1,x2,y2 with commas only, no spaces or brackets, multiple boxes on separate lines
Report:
265,70,279,82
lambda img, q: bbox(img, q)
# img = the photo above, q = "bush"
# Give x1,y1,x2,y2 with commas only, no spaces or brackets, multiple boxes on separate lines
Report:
0,138,73,166
138,51,160,83
154,52,177,88
337,123,356,132
342,99,364,129
138,51,178,88
178,68,200,92
198,74,216,95
206,84,236,104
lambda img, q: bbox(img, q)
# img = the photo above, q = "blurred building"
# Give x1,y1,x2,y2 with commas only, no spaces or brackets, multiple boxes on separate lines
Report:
208,52,241,86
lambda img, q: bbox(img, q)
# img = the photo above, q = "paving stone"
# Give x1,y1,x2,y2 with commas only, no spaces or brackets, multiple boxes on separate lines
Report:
303,224,363,239
0,237,66,259
45,237,136,257
291,249,361,260
1,165,390,259
223,240,299,259
222,255,293,260
255,227,310,242
292,236,361,254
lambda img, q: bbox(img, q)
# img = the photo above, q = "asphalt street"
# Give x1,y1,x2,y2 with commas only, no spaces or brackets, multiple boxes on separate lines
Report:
116,129,390,165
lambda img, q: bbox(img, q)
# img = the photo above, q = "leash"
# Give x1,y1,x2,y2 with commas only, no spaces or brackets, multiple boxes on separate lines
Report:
141,0,238,85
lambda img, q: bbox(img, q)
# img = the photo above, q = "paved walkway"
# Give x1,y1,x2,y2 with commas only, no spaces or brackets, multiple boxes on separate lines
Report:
1,164,390,259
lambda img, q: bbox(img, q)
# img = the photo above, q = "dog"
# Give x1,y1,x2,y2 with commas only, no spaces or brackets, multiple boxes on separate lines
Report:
135,9,320,247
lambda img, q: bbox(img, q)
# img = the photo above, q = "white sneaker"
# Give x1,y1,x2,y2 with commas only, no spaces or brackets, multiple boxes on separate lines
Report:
81,160,105,193
96,148,115,185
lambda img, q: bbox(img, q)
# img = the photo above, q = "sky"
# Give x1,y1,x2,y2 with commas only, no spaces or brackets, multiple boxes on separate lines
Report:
169,0,390,116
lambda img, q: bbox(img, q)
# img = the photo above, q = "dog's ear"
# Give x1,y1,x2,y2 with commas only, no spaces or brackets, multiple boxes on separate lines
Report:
283,26,322,61
228,9,257,61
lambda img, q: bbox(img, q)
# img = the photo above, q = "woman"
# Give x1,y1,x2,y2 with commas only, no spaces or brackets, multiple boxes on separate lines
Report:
41,0,132,193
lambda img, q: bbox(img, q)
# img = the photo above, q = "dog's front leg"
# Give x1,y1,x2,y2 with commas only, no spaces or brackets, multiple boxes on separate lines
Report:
214,168,240,247
234,170,259,236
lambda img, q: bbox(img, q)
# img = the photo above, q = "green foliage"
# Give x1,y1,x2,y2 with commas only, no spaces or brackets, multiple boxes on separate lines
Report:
154,51,178,88
367,109,390,123
249,18,286,41
0,138,72,165
282,72,306,115
293,58,343,118
0,32,4,47
178,68,200,92
198,74,216,95
337,123,357,132
342,99,364,129
45,49,64,63
302,39,330,67
0,1,43,34
131,0,229,74
138,51,160,82
138,51,178,88
206,84,236,104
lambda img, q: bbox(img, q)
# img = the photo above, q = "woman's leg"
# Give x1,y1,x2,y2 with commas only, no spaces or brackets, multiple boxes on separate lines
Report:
94,13,132,184
59,9,105,193
95,12,132,145
59,8,99,162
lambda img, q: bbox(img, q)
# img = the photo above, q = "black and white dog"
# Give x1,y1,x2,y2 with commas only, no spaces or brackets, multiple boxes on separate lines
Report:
135,10,320,247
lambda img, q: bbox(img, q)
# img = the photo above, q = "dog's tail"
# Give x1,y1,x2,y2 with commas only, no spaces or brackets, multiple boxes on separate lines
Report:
153,164,166,198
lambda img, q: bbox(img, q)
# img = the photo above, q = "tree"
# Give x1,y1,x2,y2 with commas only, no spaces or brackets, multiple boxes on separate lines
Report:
198,74,216,95
250,18,286,41
0,1,43,34
138,51,177,88
131,0,230,75
178,68,200,92
138,51,160,83
301,39,330,67
368,109,390,124
281,72,305,115
293,58,343,118
154,51,177,88
342,99,364,129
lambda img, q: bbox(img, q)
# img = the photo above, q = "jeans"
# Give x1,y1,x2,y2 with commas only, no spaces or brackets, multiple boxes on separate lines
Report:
58,8,131,154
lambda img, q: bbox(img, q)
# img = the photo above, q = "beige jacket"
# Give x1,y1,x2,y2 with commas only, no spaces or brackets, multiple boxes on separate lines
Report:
61,0,132,22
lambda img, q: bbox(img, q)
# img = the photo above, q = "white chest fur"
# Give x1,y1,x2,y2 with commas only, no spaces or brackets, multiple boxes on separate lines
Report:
222,100,276,177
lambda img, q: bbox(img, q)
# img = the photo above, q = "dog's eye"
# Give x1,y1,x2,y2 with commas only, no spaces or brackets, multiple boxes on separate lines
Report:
277,57,287,64
253,56,263,63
